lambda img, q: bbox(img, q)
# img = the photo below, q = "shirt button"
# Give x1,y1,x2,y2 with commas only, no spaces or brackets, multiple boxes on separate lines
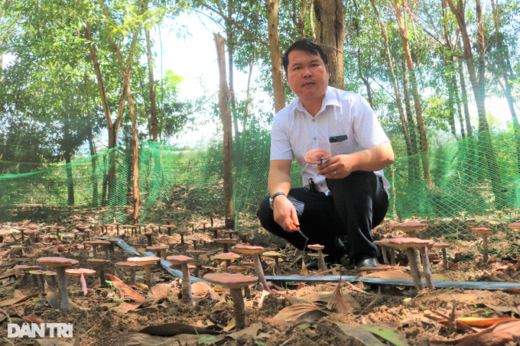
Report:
312,119,315,122
313,137,317,140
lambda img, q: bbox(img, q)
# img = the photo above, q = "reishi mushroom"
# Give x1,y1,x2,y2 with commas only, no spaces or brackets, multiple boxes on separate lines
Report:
214,238,237,253
115,262,141,283
36,257,79,310
204,273,257,330
507,222,520,270
186,249,205,277
263,251,284,276
167,255,194,305
127,256,161,287
307,244,327,271
87,259,111,287
65,268,96,295
471,227,493,263
304,149,331,164
232,245,270,292
433,242,450,270
214,252,241,268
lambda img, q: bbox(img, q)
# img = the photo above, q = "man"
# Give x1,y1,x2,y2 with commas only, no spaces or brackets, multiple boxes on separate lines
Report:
257,39,394,269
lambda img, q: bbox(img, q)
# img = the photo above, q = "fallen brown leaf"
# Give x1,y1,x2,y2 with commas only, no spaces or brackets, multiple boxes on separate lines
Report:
327,279,355,314
24,313,44,324
273,303,327,322
139,322,221,336
105,274,145,303
431,320,520,345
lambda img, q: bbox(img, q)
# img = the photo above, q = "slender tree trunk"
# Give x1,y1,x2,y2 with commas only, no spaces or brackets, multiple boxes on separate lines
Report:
88,127,99,207
314,0,345,90
445,57,457,137
451,68,466,139
299,0,307,38
215,33,235,229
145,28,158,142
369,0,412,158
309,0,316,40
447,0,504,207
65,151,74,207
457,59,473,137
402,59,419,156
226,0,240,153
124,80,140,223
266,0,286,112
353,0,372,105
394,0,431,185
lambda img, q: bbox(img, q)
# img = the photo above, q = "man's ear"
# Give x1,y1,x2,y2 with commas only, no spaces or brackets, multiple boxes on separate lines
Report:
325,65,330,80
285,72,290,87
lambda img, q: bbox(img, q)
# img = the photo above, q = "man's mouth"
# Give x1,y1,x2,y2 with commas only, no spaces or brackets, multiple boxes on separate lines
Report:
302,81,315,87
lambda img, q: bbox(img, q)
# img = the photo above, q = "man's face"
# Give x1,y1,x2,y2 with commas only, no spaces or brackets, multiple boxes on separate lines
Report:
286,50,330,101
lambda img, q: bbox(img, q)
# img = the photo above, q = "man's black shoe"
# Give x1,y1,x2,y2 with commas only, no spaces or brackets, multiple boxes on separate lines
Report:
355,256,378,269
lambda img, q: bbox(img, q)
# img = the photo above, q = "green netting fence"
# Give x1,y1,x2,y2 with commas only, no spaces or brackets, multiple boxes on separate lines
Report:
1,49,519,244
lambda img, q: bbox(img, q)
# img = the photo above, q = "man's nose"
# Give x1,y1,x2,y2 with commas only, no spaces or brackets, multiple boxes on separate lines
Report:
302,67,312,77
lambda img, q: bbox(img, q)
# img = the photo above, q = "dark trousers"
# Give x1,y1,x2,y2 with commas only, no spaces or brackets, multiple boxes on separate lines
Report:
257,171,389,262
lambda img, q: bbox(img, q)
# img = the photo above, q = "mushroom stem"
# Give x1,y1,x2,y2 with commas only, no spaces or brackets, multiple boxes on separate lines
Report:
98,266,107,287
317,250,327,271
180,234,185,245
390,248,396,266
442,248,448,270
146,235,153,246
144,264,152,287
243,285,251,298
194,256,200,277
405,248,424,291
130,268,136,283
223,244,229,253
32,275,39,287
38,276,45,293
230,287,247,330
381,246,389,265
180,264,193,306
274,258,281,276
56,267,69,310
193,241,197,250
419,247,435,289
482,234,489,263
252,254,270,292
104,247,110,261
414,249,422,268
213,230,218,239
168,227,172,236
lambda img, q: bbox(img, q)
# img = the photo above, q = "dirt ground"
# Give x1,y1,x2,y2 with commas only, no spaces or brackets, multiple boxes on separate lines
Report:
1,199,520,345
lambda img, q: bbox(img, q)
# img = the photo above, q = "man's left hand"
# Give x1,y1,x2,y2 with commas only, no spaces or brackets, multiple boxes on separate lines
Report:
317,154,354,179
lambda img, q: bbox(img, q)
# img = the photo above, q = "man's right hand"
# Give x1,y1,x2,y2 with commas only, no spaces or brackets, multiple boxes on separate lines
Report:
273,196,300,231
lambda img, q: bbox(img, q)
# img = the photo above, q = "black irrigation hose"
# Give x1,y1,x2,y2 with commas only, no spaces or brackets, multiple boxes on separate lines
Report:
95,237,206,284
264,275,520,290
95,236,520,290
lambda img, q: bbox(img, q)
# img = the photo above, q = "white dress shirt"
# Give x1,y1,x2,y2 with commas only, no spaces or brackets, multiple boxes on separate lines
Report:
270,86,391,198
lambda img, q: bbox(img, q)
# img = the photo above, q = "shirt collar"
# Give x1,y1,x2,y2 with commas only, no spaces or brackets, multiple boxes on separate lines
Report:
294,87,342,115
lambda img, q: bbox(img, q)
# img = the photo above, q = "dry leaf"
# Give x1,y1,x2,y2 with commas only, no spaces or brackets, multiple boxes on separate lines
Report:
224,318,235,331
112,302,141,313
273,303,327,322
0,292,39,307
192,281,220,300
105,274,145,303
301,292,361,310
327,280,354,314
139,322,221,336
431,274,447,281
227,322,262,340
301,259,309,275
45,282,60,309
148,284,170,304
24,313,44,324
276,292,310,305
431,320,520,345
455,317,519,328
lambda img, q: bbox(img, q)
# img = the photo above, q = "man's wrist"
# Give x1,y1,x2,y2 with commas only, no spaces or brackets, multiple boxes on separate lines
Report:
272,194,288,209
269,191,286,209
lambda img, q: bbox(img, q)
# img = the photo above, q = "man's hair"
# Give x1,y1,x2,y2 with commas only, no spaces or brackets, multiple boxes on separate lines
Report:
282,39,328,73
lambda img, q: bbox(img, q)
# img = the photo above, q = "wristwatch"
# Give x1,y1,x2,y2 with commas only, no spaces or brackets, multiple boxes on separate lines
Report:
269,192,286,209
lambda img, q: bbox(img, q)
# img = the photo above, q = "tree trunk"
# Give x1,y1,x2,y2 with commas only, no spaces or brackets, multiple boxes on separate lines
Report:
214,33,235,229
266,0,285,113
445,57,457,137
124,79,140,223
394,0,431,185
65,151,74,207
145,28,158,142
309,0,316,40
369,0,412,158
353,0,372,105
88,126,99,207
299,0,307,38
226,0,240,153
451,68,466,139
457,59,473,137
314,0,345,90
447,0,504,207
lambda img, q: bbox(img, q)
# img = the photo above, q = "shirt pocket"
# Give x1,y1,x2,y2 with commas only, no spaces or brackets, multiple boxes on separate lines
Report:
330,141,351,156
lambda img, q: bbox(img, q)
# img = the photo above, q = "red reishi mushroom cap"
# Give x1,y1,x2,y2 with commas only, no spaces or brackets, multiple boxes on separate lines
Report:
186,250,206,255
227,266,249,273
87,259,111,267
147,245,169,251
127,256,161,265
115,262,141,268
66,268,96,277
84,241,110,246
214,238,237,244
507,222,520,229
204,273,258,288
307,244,324,250
14,265,41,272
373,239,393,245
167,255,193,264
231,244,266,255
36,257,79,268
214,252,241,260
170,263,197,270
385,237,433,250
263,251,284,257
304,149,332,164
471,227,493,234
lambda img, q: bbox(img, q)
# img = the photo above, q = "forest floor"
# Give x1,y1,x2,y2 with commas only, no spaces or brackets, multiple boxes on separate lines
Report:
0,186,519,345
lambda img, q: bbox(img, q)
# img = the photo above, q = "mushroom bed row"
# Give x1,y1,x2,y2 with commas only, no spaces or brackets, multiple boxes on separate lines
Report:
1,218,520,332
